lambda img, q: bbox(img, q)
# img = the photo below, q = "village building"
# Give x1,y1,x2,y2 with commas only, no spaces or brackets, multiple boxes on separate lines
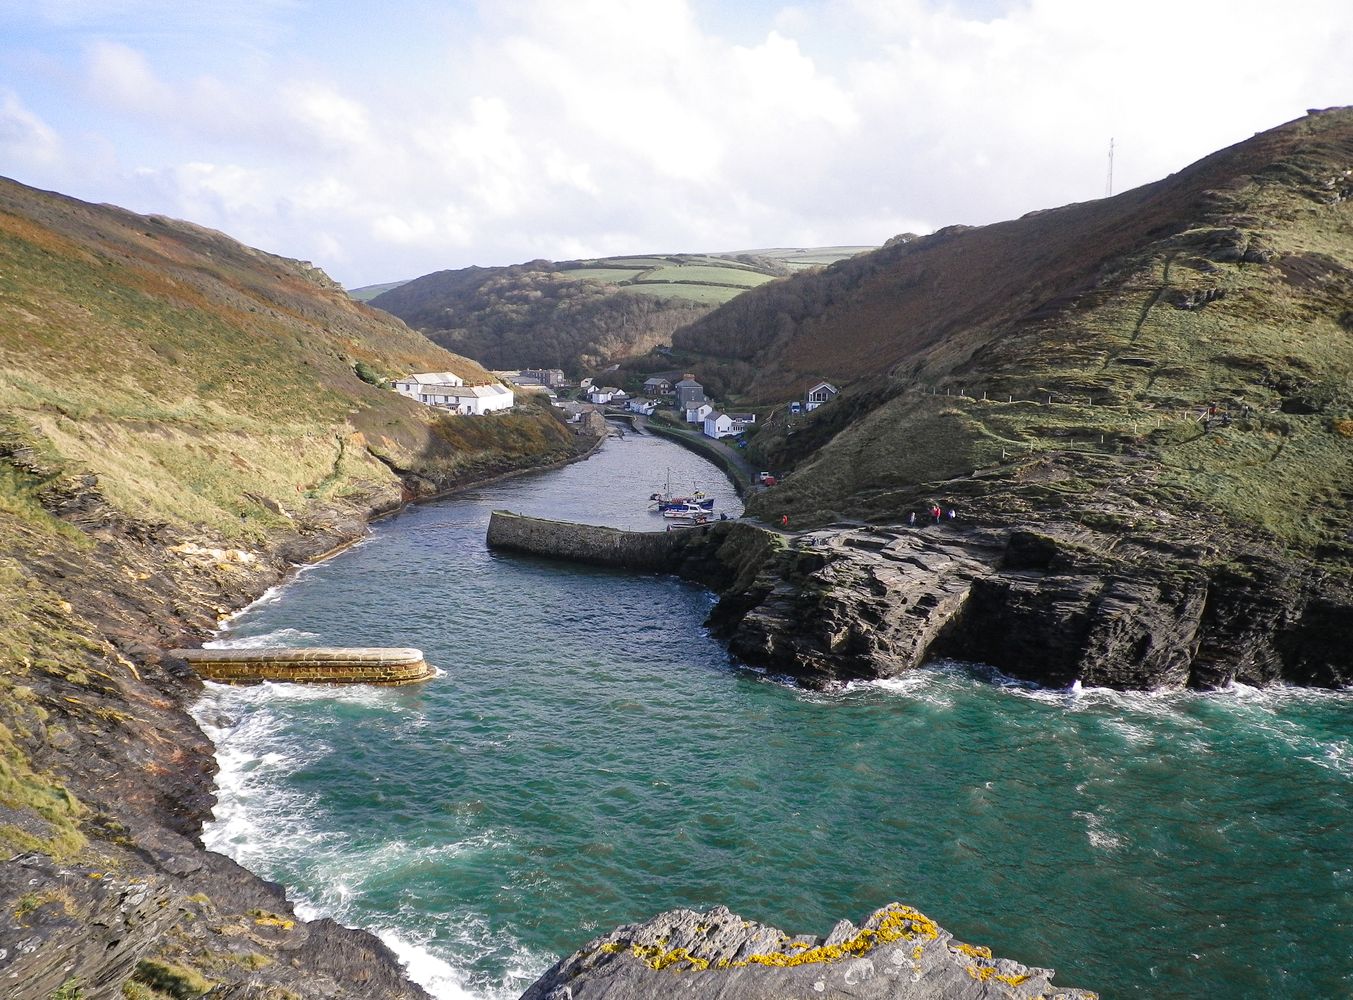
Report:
703,411,756,439
805,381,840,411
703,411,734,438
627,398,658,415
393,372,514,415
674,374,706,409
588,386,624,404
685,401,714,424
643,377,674,396
393,371,463,394
523,368,568,388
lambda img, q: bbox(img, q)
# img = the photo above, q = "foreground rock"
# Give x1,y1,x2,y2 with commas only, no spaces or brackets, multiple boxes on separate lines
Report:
520,903,1096,1000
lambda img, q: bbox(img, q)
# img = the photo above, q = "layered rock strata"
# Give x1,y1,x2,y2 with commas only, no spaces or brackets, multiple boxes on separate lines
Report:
715,520,1353,690
520,903,1097,1000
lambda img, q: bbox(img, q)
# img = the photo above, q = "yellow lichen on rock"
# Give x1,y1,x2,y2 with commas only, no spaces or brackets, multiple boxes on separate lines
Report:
964,963,1031,987
954,942,994,959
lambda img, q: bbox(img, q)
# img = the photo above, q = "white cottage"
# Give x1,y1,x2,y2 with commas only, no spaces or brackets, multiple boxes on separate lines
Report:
703,411,733,438
393,371,464,396
394,372,514,415
704,411,755,439
805,381,839,411
685,402,714,424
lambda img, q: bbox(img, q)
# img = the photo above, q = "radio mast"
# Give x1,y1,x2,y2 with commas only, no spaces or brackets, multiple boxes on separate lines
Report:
1105,137,1115,197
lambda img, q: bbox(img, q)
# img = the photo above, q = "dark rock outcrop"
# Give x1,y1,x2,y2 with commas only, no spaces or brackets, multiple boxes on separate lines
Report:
703,521,1353,691
519,903,1096,1000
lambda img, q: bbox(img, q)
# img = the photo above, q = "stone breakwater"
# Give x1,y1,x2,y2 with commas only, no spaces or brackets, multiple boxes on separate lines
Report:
173,646,433,685
519,902,1097,1000
486,510,779,593
487,509,693,571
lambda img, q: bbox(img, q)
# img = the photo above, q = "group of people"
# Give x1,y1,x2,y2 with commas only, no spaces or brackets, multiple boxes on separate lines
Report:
908,504,956,526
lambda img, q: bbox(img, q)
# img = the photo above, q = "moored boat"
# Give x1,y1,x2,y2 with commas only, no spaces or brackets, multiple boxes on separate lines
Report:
649,469,715,511
661,502,712,521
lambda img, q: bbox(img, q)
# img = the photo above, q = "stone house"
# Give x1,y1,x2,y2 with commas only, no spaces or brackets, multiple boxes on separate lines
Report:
675,375,706,409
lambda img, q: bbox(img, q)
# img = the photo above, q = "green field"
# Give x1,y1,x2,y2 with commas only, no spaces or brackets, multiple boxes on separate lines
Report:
346,279,410,301
637,265,774,287
548,249,860,305
554,267,647,282
618,283,746,304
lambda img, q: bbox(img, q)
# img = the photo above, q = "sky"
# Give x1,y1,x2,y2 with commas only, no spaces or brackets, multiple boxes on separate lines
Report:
2,0,1351,288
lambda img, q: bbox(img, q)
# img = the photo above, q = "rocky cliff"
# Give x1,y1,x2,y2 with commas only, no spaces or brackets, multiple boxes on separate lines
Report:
709,512,1351,691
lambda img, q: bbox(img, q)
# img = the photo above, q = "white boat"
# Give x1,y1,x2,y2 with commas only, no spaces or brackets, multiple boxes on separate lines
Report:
662,503,712,521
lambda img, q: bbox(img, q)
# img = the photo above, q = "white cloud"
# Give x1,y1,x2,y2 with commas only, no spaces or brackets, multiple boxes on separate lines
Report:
2,0,1350,286
281,81,373,150
0,90,63,169
85,40,169,113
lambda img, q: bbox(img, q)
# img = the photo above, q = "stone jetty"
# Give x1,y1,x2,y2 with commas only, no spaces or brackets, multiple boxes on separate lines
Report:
172,646,433,685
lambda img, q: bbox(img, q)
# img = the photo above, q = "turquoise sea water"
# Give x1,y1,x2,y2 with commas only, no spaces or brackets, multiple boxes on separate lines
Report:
196,432,1353,999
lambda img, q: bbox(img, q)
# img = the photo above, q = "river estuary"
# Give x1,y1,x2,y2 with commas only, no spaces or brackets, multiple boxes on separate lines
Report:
195,430,1352,999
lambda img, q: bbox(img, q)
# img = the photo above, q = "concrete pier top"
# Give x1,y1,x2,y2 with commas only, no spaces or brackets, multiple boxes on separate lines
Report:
173,647,433,685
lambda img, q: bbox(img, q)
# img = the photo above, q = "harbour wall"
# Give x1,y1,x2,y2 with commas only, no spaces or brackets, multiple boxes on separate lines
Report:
486,510,781,593
174,646,433,685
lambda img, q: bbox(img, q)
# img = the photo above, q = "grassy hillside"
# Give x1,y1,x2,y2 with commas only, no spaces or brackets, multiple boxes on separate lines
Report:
0,176,583,997
670,111,1353,560
0,179,579,541
369,248,871,373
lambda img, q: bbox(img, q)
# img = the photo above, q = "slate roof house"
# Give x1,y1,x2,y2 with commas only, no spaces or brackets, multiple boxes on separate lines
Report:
675,375,706,409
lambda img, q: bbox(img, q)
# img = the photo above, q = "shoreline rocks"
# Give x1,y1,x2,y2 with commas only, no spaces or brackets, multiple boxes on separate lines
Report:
519,903,1097,1000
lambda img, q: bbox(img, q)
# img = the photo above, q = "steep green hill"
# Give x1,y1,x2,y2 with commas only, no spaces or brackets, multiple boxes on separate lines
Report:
0,176,583,998
369,248,871,373
668,111,1353,556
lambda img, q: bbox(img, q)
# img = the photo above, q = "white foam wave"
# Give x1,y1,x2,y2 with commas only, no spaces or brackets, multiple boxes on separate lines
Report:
212,564,318,628
828,663,966,709
205,627,321,649
378,929,481,1000
1074,809,1125,852
191,683,547,1000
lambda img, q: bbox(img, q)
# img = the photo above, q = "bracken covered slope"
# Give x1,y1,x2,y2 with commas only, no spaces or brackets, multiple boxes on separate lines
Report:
369,250,869,374
668,110,1353,691
0,176,584,999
